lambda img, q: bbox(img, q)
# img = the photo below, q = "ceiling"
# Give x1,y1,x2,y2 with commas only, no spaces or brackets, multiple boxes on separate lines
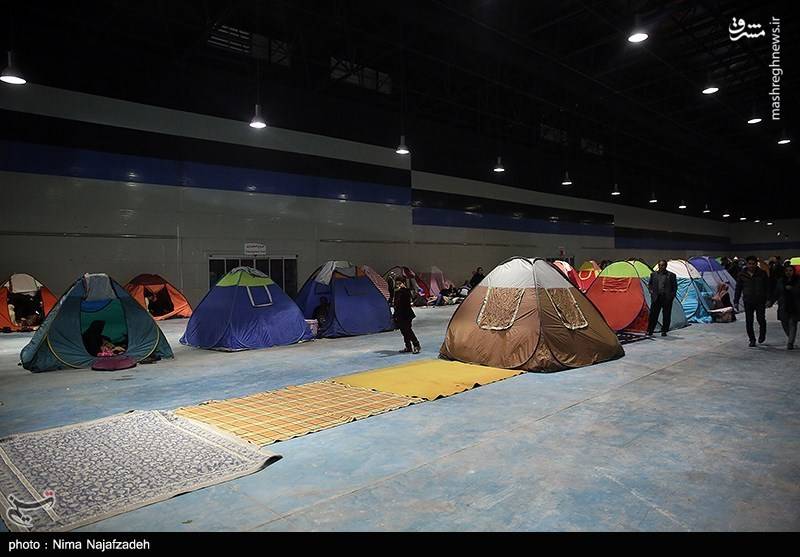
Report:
6,0,799,220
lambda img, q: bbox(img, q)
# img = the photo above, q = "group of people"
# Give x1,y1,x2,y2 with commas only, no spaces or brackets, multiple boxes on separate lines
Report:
647,256,800,349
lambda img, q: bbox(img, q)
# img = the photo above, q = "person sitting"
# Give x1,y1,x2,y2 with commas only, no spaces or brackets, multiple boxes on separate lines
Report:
312,297,331,335
82,320,116,357
468,267,485,289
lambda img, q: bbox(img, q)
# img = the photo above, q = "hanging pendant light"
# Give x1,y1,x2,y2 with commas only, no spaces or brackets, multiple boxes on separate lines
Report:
611,184,621,196
678,201,687,209
561,171,573,186
777,129,791,145
1,51,26,85
702,204,711,214
649,192,658,204
628,14,648,43
395,135,410,155
493,156,505,173
249,104,266,129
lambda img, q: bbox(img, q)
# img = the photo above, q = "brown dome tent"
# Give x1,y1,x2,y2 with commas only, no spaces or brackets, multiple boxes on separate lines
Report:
440,257,623,372
1,273,57,332
124,274,192,320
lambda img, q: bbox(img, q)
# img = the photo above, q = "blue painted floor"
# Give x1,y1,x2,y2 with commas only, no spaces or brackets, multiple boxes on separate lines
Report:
0,306,798,531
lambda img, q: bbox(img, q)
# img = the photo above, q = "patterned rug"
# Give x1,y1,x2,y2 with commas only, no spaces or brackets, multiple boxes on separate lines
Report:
0,411,279,532
333,359,522,400
176,381,420,446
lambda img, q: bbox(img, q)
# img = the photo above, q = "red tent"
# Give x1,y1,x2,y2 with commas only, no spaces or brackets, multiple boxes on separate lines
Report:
383,266,431,299
124,274,192,320
1,273,57,332
576,260,601,291
552,260,579,287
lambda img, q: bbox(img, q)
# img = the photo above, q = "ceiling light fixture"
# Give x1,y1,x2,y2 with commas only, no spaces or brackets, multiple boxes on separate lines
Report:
722,212,731,218
739,216,747,221
493,156,505,173
249,104,267,129
702,204,711,214
395,135,410,155
611,184,621,196
678,201,687,209
767,221,774,226
0,51,26,85
561,171,573,186
747,117,762,125
649,192,658,204
702,86,719,95
628,14,648,43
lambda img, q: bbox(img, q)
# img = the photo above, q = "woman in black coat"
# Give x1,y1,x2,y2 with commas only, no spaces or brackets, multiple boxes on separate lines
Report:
393,279,420,354
773,263,800,350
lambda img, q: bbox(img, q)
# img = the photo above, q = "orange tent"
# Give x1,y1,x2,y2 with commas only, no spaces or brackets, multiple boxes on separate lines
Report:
1,273,57,332
124,274,192,320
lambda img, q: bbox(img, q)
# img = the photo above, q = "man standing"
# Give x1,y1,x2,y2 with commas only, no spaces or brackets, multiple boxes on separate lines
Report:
647,259,678,337
734,255,770,347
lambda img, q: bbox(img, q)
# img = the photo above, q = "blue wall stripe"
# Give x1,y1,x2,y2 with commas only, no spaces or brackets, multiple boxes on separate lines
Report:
412,207,615,237
0,140,411,206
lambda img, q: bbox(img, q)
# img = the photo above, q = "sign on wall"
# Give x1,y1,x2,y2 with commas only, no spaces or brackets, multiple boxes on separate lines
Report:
244,242,267,257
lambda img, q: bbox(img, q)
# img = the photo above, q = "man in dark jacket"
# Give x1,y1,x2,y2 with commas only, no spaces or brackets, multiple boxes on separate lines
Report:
468,267,485,289
392,279,420,354
647,260,678,337
773,262,800,350
735,255,770,347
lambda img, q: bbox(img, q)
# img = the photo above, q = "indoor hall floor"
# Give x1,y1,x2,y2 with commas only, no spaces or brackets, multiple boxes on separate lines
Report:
0,306,797,531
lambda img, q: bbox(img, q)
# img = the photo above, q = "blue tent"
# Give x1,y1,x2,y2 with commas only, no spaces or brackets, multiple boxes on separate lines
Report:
181,267,313,351
661,260,715,323
689,256,739,312
295,261,393,338
20,273,173,372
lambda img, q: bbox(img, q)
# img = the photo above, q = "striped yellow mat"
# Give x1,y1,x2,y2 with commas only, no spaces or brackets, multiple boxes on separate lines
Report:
176,381,421,446
332,359,522,400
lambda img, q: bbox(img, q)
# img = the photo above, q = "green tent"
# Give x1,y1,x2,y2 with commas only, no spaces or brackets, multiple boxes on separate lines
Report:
21,273,173,372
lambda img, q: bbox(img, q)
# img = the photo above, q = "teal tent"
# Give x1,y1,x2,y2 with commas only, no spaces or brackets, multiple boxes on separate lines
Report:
20,273,173,372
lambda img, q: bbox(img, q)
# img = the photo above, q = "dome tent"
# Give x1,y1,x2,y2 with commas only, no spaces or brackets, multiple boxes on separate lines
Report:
418,266,452,298
658,260,715,323
181,267,312,351
585,260,688,334
20,273,173,372
125,273,193,320
552,260,579,287
688,256,739,311
440,257,623,372
295,261,393,338
576,260,601,291
1,273,58,332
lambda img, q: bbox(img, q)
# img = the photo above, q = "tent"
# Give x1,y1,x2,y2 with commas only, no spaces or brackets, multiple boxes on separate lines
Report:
125,274,193,320
576,260,601,291
384,266,431,300
658,260,715,323
181,267,312,351
552,260,579,287
440,257,623,372
792,257,800,274
295,261,393,338
20,273,173,372
1,273,57,332
418,266,452,298
688,256,739,311
585,260,688,334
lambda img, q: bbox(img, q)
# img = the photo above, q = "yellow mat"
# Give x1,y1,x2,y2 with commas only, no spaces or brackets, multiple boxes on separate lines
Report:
176,381,421,446
332,359,522,400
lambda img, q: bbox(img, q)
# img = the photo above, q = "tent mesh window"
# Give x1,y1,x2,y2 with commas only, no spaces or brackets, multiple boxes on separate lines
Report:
601,277,632,292
545,288,588,330
476,287,524,330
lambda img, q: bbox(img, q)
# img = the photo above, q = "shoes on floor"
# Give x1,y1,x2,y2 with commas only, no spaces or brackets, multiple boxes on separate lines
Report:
788,343,795,350
412,345,421,354
646,332,654,337
399,347,412,353
749,340,756,348
758,335,766,344
661,332,667,337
